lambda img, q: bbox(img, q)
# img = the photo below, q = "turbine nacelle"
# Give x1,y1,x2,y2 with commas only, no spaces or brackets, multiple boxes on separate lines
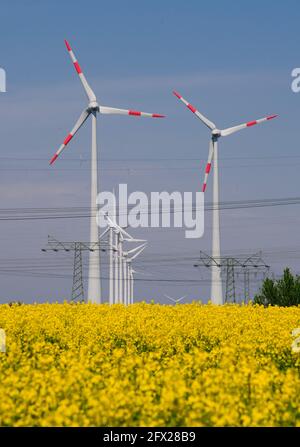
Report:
88,101,99,111
212,129,221,138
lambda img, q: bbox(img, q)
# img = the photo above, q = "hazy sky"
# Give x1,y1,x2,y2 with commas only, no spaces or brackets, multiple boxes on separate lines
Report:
0,0,300,303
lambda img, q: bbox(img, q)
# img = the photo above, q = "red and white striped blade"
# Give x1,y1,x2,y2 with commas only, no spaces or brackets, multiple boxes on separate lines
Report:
99,106,165,118
221,115,278,137
49,109,90,165
173,91,216,130
64,39,97,103
202,139,215,193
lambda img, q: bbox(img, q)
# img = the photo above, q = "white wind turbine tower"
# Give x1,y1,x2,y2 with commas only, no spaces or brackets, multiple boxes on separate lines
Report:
49,40,164,304
125,244,147,305
173,90,277,305
105,214,146,305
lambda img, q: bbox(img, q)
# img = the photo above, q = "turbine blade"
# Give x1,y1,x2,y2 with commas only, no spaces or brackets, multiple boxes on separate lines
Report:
202,139,215,193
103,213,146,242
49,109,90,165
117,226,135,240
164,295,175,302
64,39,97,103
129,245,147,261
221,115,278,137
173,91,216,130
127,243,147,256
99,106,165,118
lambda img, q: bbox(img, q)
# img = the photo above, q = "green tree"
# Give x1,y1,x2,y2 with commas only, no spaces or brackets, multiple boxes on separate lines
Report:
254,268,300,306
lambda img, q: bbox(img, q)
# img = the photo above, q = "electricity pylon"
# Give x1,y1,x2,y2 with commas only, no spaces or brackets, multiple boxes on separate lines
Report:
42,235,107,302
72,243,84,301
195,251,270,303
42,214,147,305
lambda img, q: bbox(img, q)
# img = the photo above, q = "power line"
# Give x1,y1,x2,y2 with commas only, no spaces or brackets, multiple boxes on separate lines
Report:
3,244,300,266
1,163,300,172
0,196,300,220
2,155,300,162
0,268,213,283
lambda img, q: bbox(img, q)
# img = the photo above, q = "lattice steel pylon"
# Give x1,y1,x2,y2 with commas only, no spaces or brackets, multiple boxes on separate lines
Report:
42,235,108,302
225,258,236,303
71,243,84,301
195,251,270,303
243,269,250,302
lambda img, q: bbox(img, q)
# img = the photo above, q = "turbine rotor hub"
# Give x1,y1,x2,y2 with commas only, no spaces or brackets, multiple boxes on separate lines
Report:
88,101,99,111
212,129,221,138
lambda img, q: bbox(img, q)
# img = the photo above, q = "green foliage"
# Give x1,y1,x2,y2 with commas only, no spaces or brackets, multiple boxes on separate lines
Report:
254,268,300,307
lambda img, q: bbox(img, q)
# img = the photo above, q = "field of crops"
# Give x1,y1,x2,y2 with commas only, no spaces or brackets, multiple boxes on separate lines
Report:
0,302,300,426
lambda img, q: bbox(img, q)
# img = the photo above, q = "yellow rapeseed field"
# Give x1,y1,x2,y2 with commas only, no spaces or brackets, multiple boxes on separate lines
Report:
0,302,300,427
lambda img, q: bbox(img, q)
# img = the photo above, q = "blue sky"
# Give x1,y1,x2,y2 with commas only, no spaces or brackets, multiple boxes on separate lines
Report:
0,0,300,303
2,0,300,79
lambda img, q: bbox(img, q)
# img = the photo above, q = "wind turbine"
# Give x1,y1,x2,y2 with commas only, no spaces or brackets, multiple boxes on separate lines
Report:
125,244,147,305
104,214,146,304
173,90,277,305
164,294,187,304
49,40,165,304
